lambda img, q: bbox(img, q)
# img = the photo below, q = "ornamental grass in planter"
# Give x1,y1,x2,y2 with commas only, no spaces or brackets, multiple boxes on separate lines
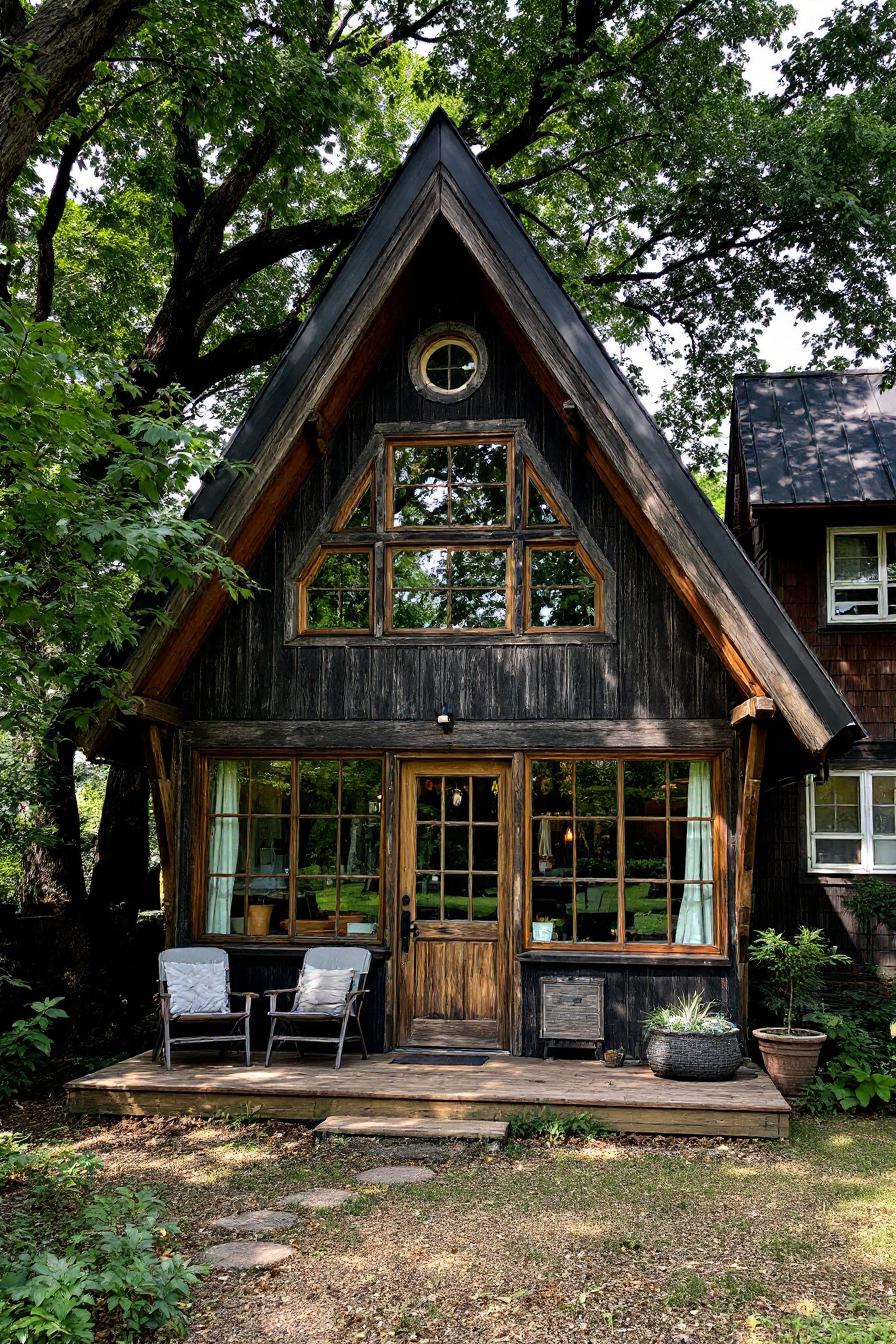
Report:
644,993,743,1082
750,927,852,1101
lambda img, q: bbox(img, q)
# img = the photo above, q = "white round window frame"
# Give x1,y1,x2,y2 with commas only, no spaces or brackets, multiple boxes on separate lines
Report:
408,322,488,403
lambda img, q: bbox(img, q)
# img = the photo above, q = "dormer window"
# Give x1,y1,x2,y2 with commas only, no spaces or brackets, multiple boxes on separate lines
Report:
827,527,896,623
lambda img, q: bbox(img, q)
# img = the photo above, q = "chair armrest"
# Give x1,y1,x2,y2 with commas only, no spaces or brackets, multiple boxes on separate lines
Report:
264,987,300,996
345,988,369,1000
229,990,259,1000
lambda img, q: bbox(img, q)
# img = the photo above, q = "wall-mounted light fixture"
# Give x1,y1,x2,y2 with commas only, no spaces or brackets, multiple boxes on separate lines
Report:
563,824,574,843
435,703,454,734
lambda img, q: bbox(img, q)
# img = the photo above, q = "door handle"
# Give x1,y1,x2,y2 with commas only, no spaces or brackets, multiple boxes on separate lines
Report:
400,907,413,953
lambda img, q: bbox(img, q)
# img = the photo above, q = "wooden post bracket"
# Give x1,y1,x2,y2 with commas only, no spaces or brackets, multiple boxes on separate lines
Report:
143,724,178,948
733,701,775,1030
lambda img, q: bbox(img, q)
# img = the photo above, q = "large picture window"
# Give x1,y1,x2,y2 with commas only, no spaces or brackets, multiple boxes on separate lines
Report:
202,757,383,940
808,770,896,872
291,429,611,640
528,757,719,949
827,527,896,623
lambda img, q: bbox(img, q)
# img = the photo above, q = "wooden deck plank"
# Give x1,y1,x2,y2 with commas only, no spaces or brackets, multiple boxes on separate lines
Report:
314,1115,509,1139
64,1051,789,1138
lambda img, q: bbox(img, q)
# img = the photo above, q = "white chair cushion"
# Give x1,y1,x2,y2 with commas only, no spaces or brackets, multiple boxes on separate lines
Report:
165,960,229,1016
292,966,353,1015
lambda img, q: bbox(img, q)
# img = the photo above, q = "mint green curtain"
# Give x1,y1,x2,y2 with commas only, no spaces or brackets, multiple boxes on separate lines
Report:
674,761,713,944
206,762,240,934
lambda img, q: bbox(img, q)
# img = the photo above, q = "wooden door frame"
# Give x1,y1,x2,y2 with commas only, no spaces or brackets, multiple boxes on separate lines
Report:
392,754,515,1050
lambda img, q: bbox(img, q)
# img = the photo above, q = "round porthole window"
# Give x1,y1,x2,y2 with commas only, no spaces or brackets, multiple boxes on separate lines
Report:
408,322,488,403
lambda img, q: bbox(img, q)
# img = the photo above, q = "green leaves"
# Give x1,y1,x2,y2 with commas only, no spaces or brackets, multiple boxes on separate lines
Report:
0,1138,205,1341
750,926,852,1033
0,300,252,837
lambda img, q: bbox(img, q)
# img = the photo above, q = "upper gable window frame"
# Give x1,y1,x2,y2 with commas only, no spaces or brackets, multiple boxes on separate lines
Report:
827,526,896,625
408,322,489,404
284,420,617,646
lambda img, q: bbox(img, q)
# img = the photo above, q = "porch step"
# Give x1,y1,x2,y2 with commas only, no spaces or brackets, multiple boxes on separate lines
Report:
313,1114,509,1143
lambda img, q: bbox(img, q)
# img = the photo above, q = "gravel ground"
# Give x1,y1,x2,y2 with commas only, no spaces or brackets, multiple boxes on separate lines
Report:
6,1097,896,1343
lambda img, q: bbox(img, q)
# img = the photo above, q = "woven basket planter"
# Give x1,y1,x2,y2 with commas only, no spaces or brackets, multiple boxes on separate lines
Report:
646,1028,743,1082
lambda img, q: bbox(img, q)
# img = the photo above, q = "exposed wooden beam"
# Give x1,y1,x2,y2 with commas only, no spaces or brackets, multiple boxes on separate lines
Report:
730,696,776,727
125,696,184,728
143,724,178,947
735,716,770,1029
186,718,735,752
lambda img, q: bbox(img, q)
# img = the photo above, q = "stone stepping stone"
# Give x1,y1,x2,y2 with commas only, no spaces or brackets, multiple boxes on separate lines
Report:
354,1165,436,1185
278,1188,356,1210
205,1242,295,1270
210,1209,296,1234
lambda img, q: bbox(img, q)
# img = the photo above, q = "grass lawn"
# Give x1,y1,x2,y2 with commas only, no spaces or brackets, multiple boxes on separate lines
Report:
5,1099,896,1343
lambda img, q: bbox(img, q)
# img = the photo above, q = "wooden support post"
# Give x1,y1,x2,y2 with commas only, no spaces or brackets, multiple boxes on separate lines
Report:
735,710,773,1029
144,724,178,948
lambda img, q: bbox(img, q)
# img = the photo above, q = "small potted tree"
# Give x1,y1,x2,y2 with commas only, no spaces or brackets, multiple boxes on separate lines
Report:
644,992,743,1081
750,927,851,1100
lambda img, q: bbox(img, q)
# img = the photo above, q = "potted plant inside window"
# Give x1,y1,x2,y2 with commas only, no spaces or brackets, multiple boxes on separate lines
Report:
644,992,743,1081
750,927,852,1100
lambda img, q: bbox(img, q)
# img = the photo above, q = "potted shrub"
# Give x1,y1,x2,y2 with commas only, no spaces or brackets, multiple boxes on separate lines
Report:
750,927,851,1100
644,992,743,1081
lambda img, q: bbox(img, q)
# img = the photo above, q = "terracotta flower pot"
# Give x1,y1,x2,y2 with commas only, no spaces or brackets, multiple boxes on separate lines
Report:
752,1027,827,1101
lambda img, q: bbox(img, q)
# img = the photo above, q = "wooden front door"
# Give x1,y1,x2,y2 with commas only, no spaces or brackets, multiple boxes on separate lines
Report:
397,759,510,1049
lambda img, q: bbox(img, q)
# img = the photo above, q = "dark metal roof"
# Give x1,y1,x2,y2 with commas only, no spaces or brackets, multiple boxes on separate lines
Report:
734,371,896,507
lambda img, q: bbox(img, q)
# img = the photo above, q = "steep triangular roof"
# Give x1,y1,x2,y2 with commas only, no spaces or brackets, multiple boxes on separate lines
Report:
93,110,863,759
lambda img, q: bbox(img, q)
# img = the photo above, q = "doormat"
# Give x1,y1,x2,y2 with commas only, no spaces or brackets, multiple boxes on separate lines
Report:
391,1053,490,1067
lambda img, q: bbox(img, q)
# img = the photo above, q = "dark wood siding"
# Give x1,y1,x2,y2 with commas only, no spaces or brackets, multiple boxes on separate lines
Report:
177,235,730,726
756,509,896,741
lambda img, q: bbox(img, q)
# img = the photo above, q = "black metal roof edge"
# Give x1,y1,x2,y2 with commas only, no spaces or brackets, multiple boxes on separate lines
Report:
734,368,888,381
434,120,860,744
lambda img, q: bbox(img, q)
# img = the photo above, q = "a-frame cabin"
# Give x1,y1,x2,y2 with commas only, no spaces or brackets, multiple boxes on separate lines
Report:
76,113,861,1115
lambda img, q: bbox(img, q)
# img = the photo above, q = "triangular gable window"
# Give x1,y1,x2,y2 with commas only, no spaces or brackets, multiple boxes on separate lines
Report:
335,472,373,531
290,424,615,641
524,467,567,527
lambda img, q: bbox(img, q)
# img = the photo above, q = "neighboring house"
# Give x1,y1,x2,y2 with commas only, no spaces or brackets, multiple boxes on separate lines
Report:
727,371,896,971
86,114,862,1057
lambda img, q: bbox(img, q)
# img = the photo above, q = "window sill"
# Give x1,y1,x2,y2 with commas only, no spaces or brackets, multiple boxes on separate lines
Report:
518,950,731,967
195,937,389,956
285,632,616,648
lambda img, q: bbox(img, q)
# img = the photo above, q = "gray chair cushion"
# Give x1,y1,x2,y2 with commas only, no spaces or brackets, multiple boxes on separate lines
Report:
292,966,354,1015
165,960,229,1016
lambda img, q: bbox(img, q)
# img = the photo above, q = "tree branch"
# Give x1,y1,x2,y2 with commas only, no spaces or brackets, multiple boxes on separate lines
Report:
34,77,163,321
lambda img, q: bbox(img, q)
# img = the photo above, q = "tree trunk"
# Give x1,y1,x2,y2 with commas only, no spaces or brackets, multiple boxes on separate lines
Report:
88,763,150,920
18,736,86,911
0,0,144,204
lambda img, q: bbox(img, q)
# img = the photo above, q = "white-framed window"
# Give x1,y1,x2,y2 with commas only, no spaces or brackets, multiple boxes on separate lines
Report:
827,527,896,623
807,770,896,873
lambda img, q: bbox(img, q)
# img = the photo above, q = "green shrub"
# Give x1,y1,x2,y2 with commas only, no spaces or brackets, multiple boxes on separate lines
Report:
750,927,851,1033
0,1133,205,1341
644,991,736,1035
842,877,896,953
801,1008,896,1114
0,987,67,1101
507,1108,611,1142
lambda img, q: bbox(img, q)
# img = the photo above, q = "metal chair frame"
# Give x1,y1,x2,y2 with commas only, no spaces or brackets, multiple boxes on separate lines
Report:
153,947,258,1070
264,947,372,1070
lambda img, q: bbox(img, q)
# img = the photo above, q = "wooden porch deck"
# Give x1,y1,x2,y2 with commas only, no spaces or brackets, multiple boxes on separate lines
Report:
65,1052,790,1139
